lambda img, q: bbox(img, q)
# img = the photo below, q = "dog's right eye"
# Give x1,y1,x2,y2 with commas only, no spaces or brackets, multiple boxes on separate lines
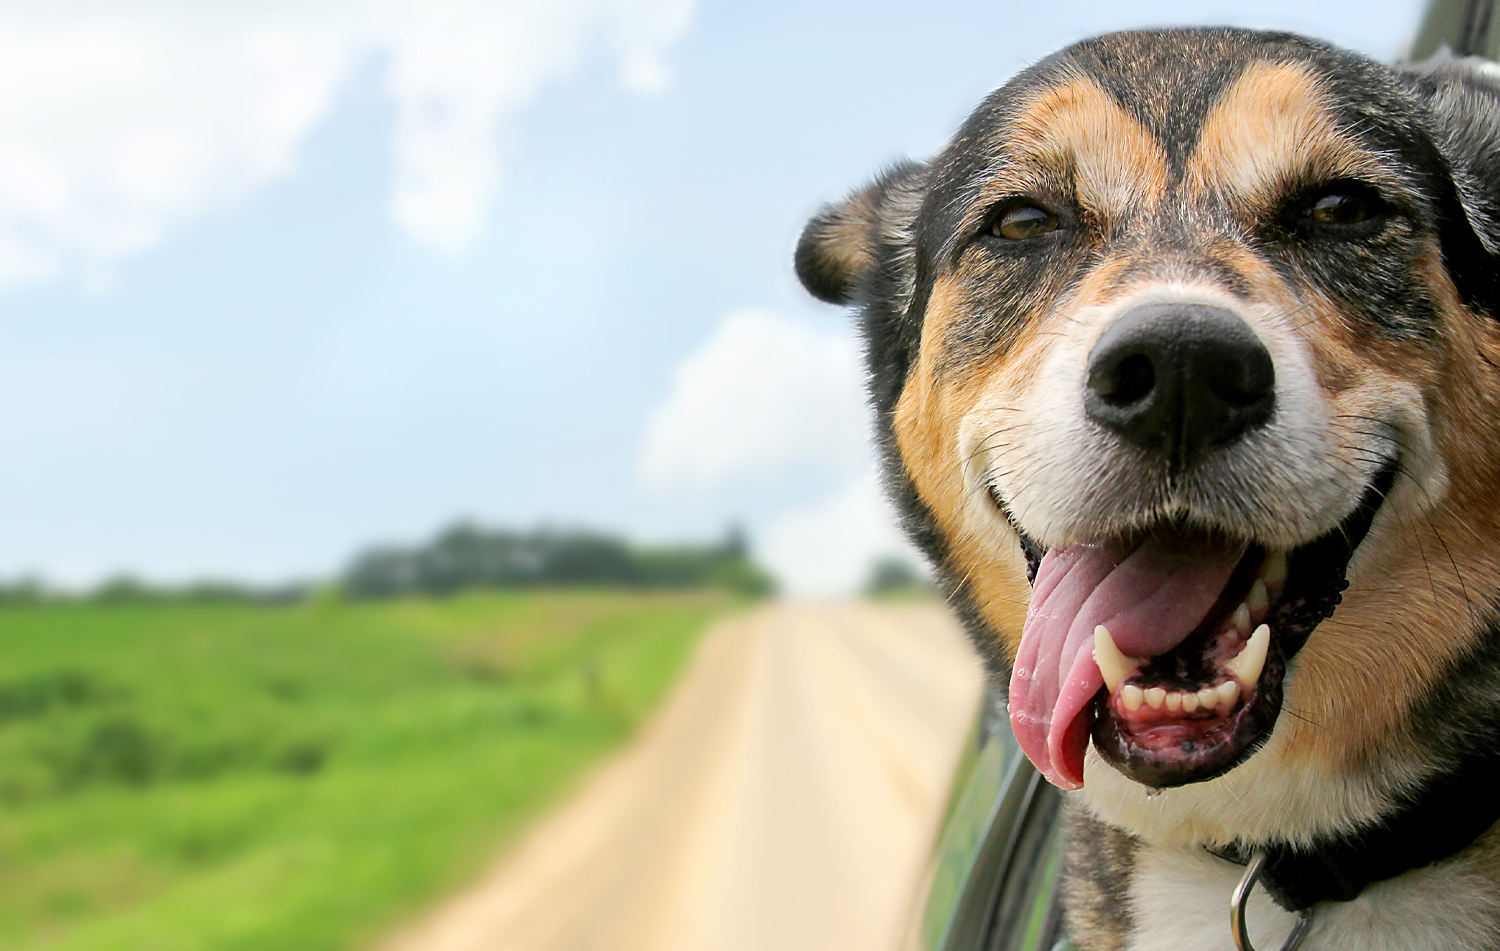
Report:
991,204,1059,240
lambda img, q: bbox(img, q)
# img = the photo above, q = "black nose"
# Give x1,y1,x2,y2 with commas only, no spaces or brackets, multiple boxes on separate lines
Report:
1085,303,1275,468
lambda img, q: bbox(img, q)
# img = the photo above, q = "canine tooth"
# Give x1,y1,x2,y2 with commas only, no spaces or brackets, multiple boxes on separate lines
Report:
1260,550,1288,587
1122,684,1144,712
1232,603,1251,635
1248,579,1269,614
1217,680,1241,707
1182,692,1199,713
1166,692,1183,712
1197,686,1218,709
1093,625,1136,693
1225,624,1270,688
1145,687,1166,710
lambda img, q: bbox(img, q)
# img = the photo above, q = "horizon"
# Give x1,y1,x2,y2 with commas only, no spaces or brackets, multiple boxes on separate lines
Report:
0,0,1424,594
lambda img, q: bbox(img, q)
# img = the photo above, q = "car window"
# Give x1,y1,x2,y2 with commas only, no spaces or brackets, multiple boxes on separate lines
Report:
900,687,1076,951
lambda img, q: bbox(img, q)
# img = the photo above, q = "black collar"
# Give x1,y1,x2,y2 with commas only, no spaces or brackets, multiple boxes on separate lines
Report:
1209,672,1500,911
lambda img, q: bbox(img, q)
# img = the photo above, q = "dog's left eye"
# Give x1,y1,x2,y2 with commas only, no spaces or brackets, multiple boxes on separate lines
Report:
1301,184,1385,229
991,204,1060,240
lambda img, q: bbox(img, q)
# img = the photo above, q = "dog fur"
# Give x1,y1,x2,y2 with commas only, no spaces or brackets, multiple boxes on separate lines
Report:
798,27,1500,950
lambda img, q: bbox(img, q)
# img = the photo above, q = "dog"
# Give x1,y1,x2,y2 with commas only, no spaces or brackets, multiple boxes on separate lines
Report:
797,27,1500,951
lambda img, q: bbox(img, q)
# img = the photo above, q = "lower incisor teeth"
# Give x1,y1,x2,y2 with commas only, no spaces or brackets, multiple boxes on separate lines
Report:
1197,686,1217,709
1145,687,1166,710
1122,684,1144,712
1166,692,1182,712
1181,692,1199,713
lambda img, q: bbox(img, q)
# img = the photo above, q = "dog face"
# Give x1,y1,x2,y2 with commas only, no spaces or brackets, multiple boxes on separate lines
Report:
799,28,1500,841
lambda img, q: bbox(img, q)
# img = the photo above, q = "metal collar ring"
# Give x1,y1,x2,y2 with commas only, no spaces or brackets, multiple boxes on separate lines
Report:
1231,852,1314,951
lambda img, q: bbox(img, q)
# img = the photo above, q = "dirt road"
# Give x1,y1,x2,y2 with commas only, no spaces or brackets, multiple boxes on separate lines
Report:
379,601,986,951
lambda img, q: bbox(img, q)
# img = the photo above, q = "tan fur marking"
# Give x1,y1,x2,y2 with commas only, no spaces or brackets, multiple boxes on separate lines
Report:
892,276,1032,655
976,77,1168,229
1285,248,1500,770
1189,62,1388,213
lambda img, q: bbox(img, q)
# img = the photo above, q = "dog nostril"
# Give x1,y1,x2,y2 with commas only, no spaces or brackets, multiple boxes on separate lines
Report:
1084,303,1275,468
1206,349,1274,408
1090,352,1155,406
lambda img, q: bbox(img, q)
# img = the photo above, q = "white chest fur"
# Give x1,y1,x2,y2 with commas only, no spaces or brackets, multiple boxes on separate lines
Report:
1127,843,1500,951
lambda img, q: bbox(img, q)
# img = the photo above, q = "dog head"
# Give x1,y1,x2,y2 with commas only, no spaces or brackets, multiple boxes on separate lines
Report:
798,27,1500,843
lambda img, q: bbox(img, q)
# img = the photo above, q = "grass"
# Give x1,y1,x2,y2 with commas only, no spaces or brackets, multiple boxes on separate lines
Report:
0,589,735,950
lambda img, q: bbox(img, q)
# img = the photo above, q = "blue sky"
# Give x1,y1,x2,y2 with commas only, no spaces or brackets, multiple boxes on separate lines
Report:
0,0,1424,592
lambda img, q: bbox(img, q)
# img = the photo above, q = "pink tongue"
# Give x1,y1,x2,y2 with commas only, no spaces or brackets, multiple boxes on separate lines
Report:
1008,535,1247,788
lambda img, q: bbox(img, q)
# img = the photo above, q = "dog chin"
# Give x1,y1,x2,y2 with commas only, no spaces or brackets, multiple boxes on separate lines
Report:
1077,719,1412,849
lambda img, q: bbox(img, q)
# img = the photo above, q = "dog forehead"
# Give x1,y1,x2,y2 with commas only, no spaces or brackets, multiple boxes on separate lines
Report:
918,29,1429,264
934,32,1359,199
1060,29,1318,156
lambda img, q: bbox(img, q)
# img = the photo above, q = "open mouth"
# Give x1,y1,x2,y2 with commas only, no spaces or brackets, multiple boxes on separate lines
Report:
1000,462,1397,790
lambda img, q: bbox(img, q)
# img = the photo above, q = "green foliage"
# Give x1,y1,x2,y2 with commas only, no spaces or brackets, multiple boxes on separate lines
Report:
863,556,933,598
344,522,775,599
0,591,731,950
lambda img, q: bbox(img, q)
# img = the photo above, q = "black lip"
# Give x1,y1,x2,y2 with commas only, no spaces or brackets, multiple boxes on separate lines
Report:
998,461,1399,788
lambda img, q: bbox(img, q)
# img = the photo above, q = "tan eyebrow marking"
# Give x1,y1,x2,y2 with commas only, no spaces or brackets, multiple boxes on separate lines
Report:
971,76,1169,230
1188,61,1388,211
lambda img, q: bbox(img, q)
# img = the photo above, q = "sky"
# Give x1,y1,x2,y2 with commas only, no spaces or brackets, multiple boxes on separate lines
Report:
0,0,1427,594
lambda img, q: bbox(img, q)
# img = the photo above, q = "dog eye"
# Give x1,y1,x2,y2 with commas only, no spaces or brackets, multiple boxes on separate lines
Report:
1302,184,1384,229
991,204,1059,240
1311,192,1368,224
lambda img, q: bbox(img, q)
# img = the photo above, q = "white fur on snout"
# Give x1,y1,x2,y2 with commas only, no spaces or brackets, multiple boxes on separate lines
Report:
960,283,1429,554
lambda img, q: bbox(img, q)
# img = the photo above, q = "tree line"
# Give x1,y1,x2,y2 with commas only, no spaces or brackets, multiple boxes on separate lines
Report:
0,523,775,605
342,522,774,599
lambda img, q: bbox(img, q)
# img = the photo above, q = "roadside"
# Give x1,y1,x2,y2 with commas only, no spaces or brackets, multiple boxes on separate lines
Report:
377,601,985,951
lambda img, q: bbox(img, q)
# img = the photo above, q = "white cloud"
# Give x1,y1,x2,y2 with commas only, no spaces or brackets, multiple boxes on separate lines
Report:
0,0,696,288
637,308,925,595
759,472,921,597
635,308,870,492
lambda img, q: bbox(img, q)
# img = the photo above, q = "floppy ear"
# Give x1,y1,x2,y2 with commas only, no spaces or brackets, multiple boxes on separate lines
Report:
795,161,927,305
1403,54,1500,310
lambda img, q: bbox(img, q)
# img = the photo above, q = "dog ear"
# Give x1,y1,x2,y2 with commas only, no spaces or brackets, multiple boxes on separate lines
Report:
795,161,927,305
1403,54,1500,309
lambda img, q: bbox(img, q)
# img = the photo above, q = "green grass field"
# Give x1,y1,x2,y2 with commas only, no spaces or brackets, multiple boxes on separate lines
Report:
0,589,735,950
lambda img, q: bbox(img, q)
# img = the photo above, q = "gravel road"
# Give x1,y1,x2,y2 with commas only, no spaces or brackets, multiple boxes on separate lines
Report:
378,601,985,951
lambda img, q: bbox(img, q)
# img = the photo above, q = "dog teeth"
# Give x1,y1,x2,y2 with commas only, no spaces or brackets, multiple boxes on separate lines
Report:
1093,625,1138,693
1260,550,1288,587
1217,679,1241,708
1247,579,1268,614
1231,603,1251,635
1120,683,1237,718
1225,623,1270,688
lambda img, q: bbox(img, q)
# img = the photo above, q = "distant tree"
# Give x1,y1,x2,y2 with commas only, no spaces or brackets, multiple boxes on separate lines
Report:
90,576,152,604
342,522,775,599
863,556,930,597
